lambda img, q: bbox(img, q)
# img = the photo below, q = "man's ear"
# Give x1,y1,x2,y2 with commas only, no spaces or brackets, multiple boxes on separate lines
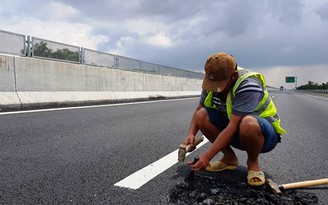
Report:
232,71,238,81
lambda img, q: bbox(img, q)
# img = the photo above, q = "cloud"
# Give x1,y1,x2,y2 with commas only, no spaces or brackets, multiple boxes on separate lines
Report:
0,0,327,87
47,2,79,21
267,0,304,25
143,33,173,48
260,64,327,89
315,1,328,20
2,18,108,49
0,1,109,49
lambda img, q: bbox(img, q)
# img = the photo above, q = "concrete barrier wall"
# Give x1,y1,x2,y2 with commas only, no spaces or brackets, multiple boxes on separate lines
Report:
0,55,16,91
0,55,22,109
0,54,202,110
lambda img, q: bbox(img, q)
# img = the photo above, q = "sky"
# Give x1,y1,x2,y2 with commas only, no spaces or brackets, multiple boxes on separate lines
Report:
1,0,327,89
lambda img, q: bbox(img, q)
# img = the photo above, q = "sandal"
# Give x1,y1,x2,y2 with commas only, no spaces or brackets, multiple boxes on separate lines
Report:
205,161,238,172
247,170,265,186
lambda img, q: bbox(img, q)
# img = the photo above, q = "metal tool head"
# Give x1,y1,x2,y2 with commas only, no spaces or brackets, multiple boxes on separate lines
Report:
178,144,187,162
266,179,282,195
185,156,199,181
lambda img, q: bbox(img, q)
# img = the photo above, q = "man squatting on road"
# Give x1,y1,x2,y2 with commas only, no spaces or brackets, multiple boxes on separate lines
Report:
184,52,286,186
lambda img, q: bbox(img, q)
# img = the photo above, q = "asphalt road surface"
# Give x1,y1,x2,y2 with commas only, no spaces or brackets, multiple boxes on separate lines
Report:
0,91,327,204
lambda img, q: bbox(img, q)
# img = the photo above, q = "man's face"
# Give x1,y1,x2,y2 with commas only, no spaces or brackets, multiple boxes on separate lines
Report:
215,71,237,93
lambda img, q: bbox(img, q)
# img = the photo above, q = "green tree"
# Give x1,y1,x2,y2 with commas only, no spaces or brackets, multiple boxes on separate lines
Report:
33,41,80,62
51,48,79,62
297,81,328,90
33,41,53,58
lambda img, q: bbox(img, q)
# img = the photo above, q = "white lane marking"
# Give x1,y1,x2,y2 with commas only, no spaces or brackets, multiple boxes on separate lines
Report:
0,97,198,116
305,93,328,101
114,137,209,190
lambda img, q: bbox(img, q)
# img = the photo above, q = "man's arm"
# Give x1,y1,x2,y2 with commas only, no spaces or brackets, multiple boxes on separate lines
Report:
184,90,207,146
184,104,202,147
192,114,242,171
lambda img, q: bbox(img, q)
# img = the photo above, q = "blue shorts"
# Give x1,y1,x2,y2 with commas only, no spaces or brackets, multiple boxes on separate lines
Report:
204,107,281,153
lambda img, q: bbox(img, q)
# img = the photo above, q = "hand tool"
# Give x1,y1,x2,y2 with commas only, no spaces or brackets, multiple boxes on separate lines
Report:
185,156,199,181
266,178,328,195
178,135,204,162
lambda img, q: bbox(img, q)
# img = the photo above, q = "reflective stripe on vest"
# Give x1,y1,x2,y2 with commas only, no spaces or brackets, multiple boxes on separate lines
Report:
204,91,217,109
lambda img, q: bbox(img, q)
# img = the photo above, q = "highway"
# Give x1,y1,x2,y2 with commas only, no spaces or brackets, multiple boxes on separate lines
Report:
0,91,327,204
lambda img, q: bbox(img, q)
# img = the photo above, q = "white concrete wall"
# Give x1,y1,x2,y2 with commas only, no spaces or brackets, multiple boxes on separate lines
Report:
0,55,16,91
0,55,22,109
0,54,202,110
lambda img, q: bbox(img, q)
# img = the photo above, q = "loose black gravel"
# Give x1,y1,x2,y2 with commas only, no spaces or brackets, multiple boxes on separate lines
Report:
168,174,318,205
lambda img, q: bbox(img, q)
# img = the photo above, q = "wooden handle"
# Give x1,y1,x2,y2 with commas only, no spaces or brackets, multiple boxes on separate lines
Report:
186,136,204,152
194,135,204,146
282,178,328,190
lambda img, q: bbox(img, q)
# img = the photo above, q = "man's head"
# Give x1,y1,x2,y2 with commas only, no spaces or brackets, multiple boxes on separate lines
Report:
202,52,237,92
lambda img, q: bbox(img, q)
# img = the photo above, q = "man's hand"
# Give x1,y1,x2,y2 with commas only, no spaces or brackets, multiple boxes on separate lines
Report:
188,153,211,171
184,133,195,148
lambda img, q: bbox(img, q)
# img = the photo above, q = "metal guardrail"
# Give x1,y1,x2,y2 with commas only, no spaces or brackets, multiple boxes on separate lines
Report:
0,30,26,56
0,29,204,79
83,48,116,68
296,90,328,95
31,37,81,63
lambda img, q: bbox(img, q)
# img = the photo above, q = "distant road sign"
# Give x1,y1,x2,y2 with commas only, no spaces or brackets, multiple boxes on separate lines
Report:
285,76,296,83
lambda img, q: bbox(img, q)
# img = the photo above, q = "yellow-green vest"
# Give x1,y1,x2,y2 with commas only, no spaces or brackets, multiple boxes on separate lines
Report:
204,67,286,135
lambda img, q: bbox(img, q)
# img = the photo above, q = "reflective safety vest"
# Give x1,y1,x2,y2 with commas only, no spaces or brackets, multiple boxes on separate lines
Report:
204,67,286,135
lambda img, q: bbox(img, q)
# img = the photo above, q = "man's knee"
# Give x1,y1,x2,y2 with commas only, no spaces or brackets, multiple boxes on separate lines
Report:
239,116,264,149
195,107,209,126
239,116,261,136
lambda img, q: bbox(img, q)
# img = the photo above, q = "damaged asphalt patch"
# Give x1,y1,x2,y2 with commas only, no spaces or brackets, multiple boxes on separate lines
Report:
168,166,319,205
